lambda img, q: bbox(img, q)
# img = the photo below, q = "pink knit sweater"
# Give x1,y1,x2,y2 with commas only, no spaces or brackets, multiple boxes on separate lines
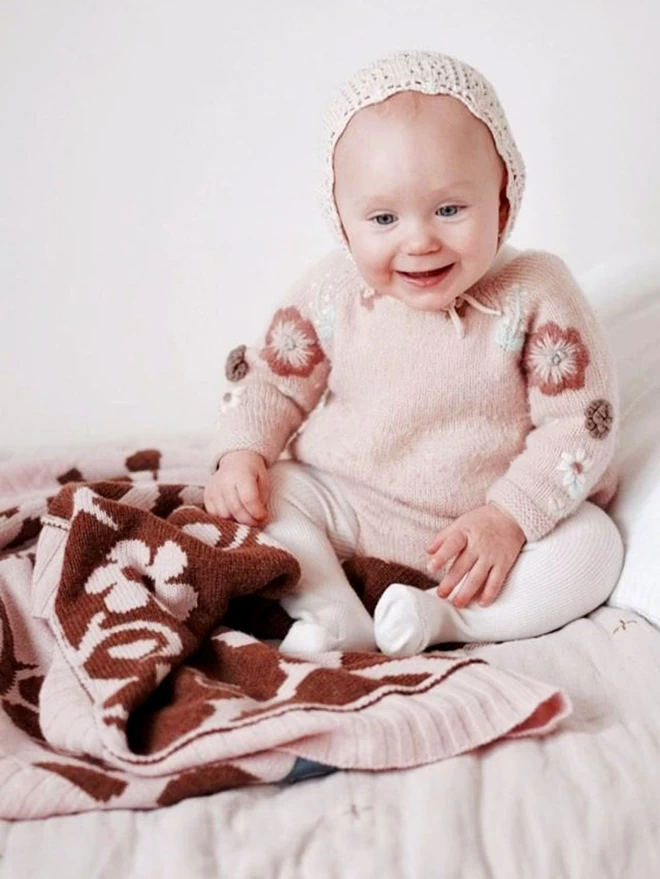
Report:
211,247,619,543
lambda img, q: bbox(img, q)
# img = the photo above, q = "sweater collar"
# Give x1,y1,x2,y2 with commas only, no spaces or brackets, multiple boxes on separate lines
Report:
442,245,520,338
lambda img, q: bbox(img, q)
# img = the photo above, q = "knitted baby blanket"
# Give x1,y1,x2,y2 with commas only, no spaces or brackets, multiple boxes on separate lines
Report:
0,445,570,819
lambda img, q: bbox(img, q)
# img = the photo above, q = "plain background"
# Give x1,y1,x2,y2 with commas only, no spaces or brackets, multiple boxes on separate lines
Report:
2,0,659,454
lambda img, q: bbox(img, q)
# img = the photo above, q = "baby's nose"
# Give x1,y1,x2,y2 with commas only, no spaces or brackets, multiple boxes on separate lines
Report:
403,222,441,254
405,235,441,255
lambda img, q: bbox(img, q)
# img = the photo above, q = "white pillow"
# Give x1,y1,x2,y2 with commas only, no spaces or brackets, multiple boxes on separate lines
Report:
579,252,660,627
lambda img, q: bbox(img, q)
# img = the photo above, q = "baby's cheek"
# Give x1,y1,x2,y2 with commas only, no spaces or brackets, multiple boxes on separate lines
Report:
357,254,385,286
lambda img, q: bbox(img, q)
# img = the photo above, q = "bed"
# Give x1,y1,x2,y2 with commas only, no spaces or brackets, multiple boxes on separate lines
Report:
1,255,659,878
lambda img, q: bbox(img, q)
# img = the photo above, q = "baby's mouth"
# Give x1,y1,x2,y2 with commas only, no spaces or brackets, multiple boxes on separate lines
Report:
399,265,452,277
397,264,455,285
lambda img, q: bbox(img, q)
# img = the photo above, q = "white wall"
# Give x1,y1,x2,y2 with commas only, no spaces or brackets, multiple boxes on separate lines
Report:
2,0,659,453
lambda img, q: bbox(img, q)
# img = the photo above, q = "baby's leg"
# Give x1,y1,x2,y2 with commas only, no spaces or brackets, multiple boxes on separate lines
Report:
263,461,375,655
374,502,624,656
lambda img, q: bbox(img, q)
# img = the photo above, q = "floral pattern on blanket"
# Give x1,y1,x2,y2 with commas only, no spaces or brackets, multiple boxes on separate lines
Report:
0,446,570,819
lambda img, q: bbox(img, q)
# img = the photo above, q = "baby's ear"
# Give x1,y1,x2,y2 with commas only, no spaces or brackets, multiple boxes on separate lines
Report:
498,189,510,236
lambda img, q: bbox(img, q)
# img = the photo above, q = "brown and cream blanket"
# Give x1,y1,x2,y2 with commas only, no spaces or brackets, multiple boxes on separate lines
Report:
0,444,570,819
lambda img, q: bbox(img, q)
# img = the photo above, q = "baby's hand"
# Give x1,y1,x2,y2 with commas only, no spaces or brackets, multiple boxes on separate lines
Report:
203,450,270,527
426,504,526,608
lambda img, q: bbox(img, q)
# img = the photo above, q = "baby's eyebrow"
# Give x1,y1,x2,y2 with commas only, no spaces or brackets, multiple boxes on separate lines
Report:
357,182,474,209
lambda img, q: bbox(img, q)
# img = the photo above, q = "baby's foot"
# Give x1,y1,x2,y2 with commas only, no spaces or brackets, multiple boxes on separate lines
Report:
279,620,341,656
279,618,377,657
374,583,437,657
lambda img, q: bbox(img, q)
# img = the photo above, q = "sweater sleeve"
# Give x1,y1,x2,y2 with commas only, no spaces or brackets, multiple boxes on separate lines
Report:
486,253,620,542
207,250,344,470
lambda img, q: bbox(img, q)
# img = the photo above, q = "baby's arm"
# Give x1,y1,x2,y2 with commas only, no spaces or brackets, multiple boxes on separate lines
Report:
485,252,619,543
426,253,618,608
205,251,340,521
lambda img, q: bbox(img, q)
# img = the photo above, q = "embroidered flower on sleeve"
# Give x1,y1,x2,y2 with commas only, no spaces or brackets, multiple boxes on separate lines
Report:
525,322,590,396
225,345,249,382
260,307,325,378
495,284,527,353
219,386,245,414
584,398,614,439
309,275,336,341
557,448,593,499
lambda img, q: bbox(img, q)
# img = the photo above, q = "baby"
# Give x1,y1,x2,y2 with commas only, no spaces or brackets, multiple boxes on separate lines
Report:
204,50,624,657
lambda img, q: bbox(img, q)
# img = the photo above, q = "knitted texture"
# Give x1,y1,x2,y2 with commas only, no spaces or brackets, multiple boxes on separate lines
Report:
319,50,526,248
211,248,619,544
0,459,570,818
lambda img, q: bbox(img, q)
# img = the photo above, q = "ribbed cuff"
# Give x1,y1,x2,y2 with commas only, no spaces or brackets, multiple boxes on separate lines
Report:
486,479,558,543
207,431,288,473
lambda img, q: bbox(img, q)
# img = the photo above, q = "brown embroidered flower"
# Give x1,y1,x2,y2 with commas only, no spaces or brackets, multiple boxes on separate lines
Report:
260,307,325,378
525,321,590,396
585,398,614,439
225,345,249,382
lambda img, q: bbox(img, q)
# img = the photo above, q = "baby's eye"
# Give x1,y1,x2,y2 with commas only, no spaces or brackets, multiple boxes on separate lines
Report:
436,205,461,218
372,213,396,226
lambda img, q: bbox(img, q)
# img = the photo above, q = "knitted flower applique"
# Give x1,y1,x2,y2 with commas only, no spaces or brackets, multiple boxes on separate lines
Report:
584,398,614,439
260,307,326,378
225,345,249,382
219,386,245,414
525,322,590,396
557,448,593,499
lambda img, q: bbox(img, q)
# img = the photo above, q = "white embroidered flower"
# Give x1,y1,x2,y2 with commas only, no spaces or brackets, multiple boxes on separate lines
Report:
309,277,336,342
85,539,198,620
556,449,593,499
495,285,526,353
219,385,245,414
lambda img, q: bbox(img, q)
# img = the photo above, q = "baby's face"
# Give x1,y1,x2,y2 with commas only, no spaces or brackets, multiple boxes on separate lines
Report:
333,93,509,312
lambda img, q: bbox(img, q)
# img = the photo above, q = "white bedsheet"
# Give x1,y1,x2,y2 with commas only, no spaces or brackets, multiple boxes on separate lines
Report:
2,605,659,879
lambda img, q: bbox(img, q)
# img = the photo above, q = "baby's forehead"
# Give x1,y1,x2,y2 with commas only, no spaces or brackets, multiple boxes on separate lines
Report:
351,91,480,131
334,91,496,167
337,91,492,155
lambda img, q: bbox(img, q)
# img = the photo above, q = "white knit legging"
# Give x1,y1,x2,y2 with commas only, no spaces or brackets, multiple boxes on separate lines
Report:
263,461,624,656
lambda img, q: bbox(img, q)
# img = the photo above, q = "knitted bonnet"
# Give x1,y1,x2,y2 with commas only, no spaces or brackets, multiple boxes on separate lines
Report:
320,50,526,248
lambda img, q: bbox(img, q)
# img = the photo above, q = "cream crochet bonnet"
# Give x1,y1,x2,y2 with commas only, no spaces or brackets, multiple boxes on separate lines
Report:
319,50,526,249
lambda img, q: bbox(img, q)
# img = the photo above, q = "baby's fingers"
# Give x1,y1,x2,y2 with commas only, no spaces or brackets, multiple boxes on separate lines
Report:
226,485,260,527
451,561,492,609
204,483,229,519
256,467,270,509
427,531,467,574
435,547,476,598
427,531,447,555
478,567,507,607
237,478,269,523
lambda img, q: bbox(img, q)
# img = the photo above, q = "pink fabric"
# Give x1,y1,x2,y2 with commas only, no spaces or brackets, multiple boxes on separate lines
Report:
212,248,619,543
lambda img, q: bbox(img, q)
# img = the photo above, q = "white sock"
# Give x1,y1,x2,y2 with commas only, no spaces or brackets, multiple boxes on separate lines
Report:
279,620,342,655
374,583,450,657
279,595,376,657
